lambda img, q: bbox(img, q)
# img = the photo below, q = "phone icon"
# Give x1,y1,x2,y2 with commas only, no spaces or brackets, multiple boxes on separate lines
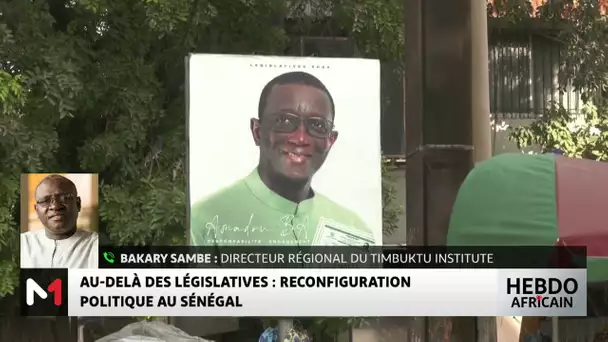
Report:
103,252,115,264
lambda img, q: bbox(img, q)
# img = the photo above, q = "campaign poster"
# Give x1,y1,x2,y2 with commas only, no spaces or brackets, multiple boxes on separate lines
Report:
187,54,382,246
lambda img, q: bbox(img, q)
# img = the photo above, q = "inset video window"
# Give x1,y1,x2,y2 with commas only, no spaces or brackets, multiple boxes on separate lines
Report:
20,173,99,269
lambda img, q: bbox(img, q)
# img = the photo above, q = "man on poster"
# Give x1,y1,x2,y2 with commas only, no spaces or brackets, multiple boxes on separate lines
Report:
191,71,375,246
21,174,98,268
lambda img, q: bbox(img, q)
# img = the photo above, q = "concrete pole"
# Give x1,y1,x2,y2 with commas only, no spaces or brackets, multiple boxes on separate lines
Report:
470,0,495,340
471,0,493,164
278,319,293,341
404,0,491,341
552,317,559,342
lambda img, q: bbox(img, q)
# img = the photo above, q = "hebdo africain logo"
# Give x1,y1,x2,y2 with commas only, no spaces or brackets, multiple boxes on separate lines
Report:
506,277,578,309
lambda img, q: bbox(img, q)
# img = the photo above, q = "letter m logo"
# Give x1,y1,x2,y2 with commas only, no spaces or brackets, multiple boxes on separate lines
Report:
26,278,62,306
20,269,68,316
26,278,48,306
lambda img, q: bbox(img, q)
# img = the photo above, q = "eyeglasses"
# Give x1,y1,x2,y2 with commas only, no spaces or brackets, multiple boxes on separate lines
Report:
264,112,334,139
36,193,76,207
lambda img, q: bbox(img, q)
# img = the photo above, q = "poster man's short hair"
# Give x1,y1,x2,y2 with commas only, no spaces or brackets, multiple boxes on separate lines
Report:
257,71,335,120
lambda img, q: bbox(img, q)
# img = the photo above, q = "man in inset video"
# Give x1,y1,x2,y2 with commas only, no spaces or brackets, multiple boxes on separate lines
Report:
191,71,375,246
21,174,98,268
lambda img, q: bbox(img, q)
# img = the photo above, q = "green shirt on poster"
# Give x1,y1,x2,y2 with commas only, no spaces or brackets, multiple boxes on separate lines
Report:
190,169,375,246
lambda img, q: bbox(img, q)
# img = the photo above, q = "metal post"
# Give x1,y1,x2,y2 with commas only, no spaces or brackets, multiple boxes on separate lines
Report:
471,0,492,164
470,0,495,339
552,317,559,342
77,317,88,342
278,319,293,341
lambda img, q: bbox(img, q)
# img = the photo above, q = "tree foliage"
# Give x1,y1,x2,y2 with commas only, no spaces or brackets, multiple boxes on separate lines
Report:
492,0,608,158
0,0,404,315
381,160,403,238
511,102,608,159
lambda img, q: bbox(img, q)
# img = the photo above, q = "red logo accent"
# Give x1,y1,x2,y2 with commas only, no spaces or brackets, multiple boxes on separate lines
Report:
47,279,62,306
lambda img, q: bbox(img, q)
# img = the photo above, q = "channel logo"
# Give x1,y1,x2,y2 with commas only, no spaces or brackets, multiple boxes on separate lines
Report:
20,268,69,316
506,277,578,309
26,278,62,306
